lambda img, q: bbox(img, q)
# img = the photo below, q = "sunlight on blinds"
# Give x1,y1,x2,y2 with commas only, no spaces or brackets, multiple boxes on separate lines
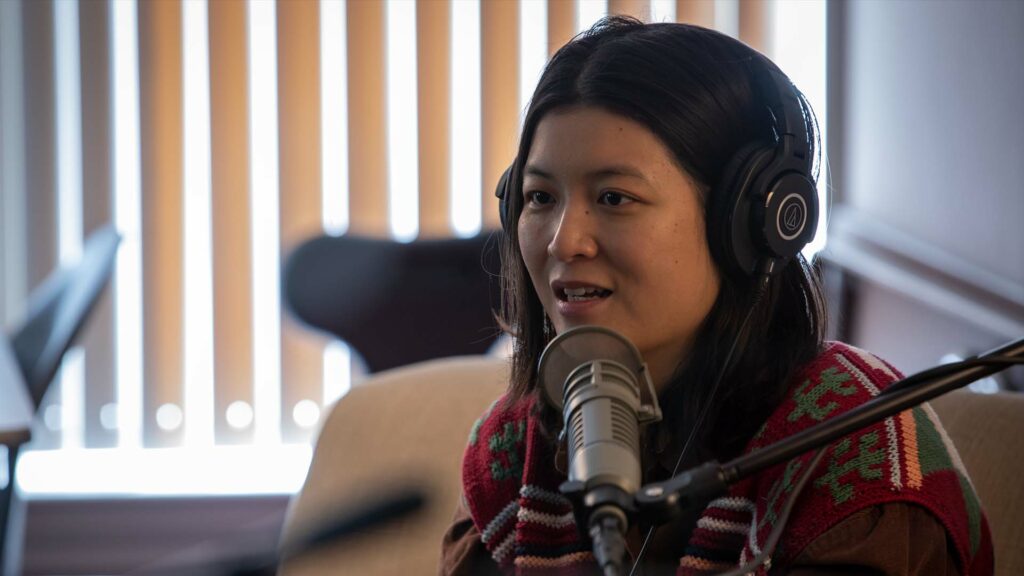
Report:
386,0,419,243
112,0,143,451
55,0,86,451
320,0,349,237
518,0,546,126
577,0,608,33
715,0,740,38
247,0,282,446
55,0,83,269
650,0,675,23
57,351,85,450
450,0,482,237
182,0,215,447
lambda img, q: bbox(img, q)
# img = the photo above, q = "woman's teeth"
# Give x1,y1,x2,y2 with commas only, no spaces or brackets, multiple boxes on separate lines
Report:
562,287,610,302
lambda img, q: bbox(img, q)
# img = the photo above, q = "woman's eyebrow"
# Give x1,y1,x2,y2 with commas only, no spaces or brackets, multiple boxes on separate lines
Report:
587,165,648,181
523,165,555,179
523,164,648,181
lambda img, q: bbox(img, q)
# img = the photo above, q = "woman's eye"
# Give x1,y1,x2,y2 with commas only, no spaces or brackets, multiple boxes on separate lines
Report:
525,191,554,206
599,191,634,207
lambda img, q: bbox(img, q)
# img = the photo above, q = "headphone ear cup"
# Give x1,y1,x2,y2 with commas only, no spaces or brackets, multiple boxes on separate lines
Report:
709,143,774,277
759,169,818,262
496,166,514,234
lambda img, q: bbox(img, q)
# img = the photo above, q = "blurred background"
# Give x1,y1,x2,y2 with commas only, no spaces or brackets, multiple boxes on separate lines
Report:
0,0,1020,573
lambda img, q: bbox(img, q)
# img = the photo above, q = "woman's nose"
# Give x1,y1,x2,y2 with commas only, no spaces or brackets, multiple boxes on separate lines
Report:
547,202,598,262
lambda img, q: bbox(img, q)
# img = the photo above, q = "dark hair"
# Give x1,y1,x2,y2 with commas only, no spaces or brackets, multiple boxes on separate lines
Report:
500,17,827,460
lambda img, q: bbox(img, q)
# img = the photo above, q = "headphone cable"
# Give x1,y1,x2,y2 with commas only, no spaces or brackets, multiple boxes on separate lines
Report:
628,269,772,575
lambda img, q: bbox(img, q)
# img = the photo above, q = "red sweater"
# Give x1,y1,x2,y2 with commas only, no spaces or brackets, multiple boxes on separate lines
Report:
461,342,994,575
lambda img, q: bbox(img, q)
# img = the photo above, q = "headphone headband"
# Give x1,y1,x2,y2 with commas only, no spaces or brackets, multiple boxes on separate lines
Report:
748,59,810,169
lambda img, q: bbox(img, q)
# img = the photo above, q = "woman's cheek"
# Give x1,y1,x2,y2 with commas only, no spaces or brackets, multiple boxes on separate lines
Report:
519,217,548,259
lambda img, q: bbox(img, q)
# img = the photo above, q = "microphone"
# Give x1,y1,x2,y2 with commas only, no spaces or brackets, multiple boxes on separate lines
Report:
538,326,662,576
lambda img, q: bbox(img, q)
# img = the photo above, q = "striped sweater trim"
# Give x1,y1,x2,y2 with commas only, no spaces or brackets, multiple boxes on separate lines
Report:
679,497,756,572
835,350,882,396
482,500,519,544
899,409,924,489
846,344,899,380
835,351,904,489
706,496,755,513
678,555,735,571
492,532,517,564
520,484,572,506
514,551,594,568
515,542,592,558
512,482,585,569
517,506,576,528
696,516,751,535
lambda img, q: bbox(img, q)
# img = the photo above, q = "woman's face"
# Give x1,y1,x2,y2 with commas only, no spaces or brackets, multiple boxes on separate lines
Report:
519,106,721,390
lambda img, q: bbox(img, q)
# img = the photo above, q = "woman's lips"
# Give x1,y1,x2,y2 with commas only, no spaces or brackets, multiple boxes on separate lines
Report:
553,289,612,318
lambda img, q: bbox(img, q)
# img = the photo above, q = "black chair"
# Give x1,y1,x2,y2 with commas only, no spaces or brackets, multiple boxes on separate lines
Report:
282,232,505,374
1,226,120,576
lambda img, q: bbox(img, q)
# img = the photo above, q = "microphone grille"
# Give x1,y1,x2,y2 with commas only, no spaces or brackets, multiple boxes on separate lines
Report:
610,400,638,447
570,409,586,455
567,398,640,457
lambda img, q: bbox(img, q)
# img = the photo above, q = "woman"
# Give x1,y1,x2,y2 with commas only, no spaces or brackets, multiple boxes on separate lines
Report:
442,17,992,576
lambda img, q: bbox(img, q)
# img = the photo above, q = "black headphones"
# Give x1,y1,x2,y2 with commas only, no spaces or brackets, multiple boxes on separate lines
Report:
494,57,817,278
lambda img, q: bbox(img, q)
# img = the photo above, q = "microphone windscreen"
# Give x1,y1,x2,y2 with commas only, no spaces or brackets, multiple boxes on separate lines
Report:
538,326,647,410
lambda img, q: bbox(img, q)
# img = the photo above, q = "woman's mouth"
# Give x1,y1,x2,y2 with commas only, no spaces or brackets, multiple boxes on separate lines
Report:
558,286,613,302
550,282,614,319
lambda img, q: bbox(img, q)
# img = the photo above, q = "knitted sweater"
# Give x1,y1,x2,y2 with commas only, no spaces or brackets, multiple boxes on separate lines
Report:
461,342,994,575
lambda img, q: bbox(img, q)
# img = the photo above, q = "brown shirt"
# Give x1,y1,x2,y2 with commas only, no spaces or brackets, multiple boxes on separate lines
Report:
439,496,961,575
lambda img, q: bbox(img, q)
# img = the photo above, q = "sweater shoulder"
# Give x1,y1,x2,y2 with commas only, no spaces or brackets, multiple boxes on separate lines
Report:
751,342,991,574
803,341,905,390
461,393,533,537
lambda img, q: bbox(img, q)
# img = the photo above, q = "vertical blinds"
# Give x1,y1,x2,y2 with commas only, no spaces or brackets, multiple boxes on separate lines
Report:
0,0,772,452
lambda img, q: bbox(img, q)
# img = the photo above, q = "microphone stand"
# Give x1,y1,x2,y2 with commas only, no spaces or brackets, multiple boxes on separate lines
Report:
634,336,1024,535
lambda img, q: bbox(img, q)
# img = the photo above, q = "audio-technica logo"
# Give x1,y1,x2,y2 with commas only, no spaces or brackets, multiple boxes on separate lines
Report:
777,193,807,240
783,203,803,232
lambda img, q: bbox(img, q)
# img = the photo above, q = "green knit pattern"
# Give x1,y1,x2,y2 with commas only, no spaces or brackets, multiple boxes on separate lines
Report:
814,431,885,505
788,367,857,423
488,420,526,481
914,407,953,475
760,459,804,529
